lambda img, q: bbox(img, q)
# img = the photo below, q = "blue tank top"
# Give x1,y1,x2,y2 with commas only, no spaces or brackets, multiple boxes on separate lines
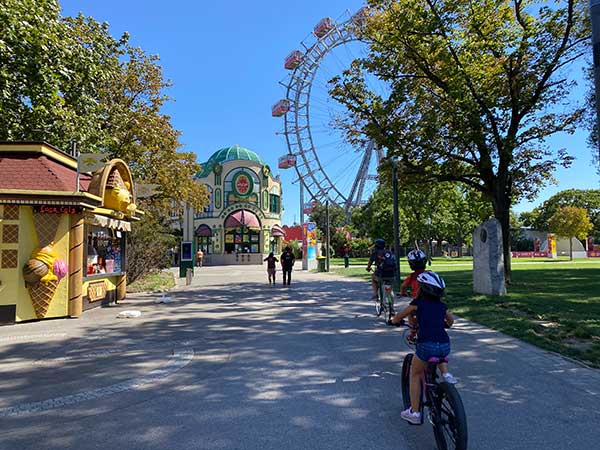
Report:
410,297,450,343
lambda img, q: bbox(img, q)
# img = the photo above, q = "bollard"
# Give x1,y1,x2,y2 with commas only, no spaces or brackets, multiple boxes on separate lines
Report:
186,268,193,286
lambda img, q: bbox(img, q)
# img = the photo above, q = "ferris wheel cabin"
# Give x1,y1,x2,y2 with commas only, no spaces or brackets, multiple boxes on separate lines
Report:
278,154,296,169
284,50,303,70
271,99,291,117
314,17,334,38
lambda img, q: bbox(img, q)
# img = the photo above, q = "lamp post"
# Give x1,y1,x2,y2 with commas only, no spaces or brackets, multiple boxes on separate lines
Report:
591,0,600,161
392,159,401,286
326,199,330,272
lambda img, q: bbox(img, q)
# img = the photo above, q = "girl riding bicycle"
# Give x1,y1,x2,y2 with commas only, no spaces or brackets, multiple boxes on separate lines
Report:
399,249,428,343
389,270,457,425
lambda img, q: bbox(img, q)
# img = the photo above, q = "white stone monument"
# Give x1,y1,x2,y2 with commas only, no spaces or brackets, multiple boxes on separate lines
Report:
473,218,507,296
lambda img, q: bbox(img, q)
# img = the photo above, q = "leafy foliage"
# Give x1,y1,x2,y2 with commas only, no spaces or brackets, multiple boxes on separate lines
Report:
330,0,589,281
530,189,600,239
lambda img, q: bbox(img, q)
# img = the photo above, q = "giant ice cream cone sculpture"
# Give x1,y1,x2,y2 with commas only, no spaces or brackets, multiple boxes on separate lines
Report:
23,244,68,319
33,212,60,247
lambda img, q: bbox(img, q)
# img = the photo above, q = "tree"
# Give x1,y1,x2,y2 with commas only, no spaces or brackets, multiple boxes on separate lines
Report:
0,1,209,279
330,0,589,283
548,206,593,260
308,203,347,237
531,189,600,239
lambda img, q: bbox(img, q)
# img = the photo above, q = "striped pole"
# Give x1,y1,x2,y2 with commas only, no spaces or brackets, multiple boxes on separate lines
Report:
68,215,84,317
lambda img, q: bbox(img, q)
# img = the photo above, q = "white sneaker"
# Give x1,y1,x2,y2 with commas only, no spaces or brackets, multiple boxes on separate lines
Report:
442,372,457,384
401,408,421,425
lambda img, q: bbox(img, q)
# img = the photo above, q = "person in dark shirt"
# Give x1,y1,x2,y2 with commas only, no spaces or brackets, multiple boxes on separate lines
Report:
263,252,279,285
389,270,457,425
280,246,295,286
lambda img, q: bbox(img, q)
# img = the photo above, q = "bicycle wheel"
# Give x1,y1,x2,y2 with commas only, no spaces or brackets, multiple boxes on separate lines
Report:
375,282,384,317
432,383,468,450
401,353,413,410
385,290,395,320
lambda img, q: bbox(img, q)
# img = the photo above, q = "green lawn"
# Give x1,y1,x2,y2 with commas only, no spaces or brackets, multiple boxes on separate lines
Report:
331,260,600,367
127,270,175,293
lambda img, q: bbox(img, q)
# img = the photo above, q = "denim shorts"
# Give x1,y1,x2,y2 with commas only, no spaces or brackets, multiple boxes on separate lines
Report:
416,341,451,362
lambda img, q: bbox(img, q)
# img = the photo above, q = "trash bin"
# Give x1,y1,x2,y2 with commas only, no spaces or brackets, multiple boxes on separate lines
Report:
317,257,326,272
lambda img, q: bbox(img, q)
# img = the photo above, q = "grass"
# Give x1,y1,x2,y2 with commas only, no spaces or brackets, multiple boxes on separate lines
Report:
127,270,176,293
331,260,600,367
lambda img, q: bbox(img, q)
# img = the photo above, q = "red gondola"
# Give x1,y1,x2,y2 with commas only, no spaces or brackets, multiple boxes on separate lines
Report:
272,99,290,117
284,50,303,70
314,17,334,38
278,154,297,169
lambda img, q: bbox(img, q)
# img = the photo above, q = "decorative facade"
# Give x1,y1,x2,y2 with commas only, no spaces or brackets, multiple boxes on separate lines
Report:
193,145,284,265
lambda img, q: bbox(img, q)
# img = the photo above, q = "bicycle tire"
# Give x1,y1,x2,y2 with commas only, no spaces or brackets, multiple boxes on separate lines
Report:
375,300,383,317
401,353,413,410
432,382,468,450
385,290,395,320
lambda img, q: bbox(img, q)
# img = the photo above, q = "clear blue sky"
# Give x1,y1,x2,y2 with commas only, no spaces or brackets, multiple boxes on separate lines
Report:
60,0,600,225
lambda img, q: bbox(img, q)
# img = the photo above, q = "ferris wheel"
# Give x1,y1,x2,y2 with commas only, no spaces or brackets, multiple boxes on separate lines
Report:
272,7,385,213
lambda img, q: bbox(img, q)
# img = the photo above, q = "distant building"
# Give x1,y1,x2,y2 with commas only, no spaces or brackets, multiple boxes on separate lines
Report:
190,145,285,265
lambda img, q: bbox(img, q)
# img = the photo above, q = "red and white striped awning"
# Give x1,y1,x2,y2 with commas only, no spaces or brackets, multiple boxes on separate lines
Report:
225,210,260,229
271,225,285,237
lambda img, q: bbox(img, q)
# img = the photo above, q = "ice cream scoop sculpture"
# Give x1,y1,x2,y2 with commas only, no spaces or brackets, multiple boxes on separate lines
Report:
22,243,68,319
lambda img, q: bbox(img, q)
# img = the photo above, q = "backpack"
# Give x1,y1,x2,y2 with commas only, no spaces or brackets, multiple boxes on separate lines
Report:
378,250,396,277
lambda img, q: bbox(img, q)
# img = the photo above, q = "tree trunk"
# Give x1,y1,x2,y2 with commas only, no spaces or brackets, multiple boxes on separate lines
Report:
569,237,573,261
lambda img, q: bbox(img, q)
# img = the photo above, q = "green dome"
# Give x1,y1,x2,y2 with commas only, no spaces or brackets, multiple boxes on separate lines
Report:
196,145,266,178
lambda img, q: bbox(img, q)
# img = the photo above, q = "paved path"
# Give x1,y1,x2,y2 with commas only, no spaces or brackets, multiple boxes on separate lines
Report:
0,266,598,450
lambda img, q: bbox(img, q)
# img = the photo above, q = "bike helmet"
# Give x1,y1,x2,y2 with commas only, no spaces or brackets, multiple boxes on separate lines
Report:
374,238,385,249
417,271,446,299
407,249,427,270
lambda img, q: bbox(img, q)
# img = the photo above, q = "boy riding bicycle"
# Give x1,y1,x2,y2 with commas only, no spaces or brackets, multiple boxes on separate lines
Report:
366,238,397,305
389,270,457,425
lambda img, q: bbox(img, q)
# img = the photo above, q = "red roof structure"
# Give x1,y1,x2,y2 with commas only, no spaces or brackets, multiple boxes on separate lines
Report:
0,152,91,192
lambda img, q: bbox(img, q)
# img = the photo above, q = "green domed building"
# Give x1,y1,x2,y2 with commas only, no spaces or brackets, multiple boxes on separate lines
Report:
192,145,284,265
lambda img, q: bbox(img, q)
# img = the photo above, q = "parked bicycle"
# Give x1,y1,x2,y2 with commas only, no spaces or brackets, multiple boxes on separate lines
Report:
397,320,468,450
375,277,395,320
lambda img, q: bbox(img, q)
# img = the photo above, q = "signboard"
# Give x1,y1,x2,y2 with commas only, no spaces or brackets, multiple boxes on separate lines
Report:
303,201,317,214
181,241,193,261
303,222,317,260
88,281,107,302
547,233,557,258
232,172,253,197
33,205,83,215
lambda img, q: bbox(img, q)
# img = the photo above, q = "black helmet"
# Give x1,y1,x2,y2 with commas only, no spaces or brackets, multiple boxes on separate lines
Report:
374,238,385,249
407,249,427,270
417,271,446,299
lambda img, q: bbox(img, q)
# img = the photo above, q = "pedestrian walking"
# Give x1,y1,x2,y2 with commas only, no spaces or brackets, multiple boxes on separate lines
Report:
196,249,204,267
343,245,350,268
280,246,295,286
264,252,279,285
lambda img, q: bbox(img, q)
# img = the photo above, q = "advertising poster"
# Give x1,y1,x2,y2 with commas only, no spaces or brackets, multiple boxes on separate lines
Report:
303,222,317,261
547,233,557,258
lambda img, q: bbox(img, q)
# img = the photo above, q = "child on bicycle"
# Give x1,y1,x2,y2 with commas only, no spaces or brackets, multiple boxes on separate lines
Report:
388,270,457,425
399,249,428,344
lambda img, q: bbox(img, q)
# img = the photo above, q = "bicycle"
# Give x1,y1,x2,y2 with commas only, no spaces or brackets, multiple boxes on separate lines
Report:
396,322,468,450
375,277,395,320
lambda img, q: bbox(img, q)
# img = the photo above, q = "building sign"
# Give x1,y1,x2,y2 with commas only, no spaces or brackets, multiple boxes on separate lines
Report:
88,281,107,302
33,205,83,214
232,172,253,197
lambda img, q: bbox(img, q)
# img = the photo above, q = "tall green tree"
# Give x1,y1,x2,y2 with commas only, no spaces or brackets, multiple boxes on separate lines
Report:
548,206,593,260
0,1,208,215
331,0,589,283
308,202,347,237
531,189,600,239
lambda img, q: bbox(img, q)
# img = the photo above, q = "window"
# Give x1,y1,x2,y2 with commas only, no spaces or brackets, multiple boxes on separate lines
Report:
269,194,281,214
196,185,213,218
85,226,125,276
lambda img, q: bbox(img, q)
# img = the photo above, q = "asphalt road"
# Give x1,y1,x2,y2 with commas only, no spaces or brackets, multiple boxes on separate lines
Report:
0,266,598,450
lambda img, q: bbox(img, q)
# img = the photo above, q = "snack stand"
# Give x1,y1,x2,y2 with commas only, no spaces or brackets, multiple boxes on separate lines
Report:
0,142,140,324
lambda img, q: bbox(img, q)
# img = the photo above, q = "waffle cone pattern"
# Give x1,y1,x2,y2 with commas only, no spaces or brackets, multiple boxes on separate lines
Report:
28,280,59,319
33,213,60,247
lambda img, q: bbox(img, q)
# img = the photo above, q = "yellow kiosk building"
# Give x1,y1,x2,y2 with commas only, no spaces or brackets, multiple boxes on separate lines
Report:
0,142,140,324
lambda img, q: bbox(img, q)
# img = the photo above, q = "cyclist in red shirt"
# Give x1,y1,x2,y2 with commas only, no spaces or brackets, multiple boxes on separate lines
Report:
399,249,428,343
